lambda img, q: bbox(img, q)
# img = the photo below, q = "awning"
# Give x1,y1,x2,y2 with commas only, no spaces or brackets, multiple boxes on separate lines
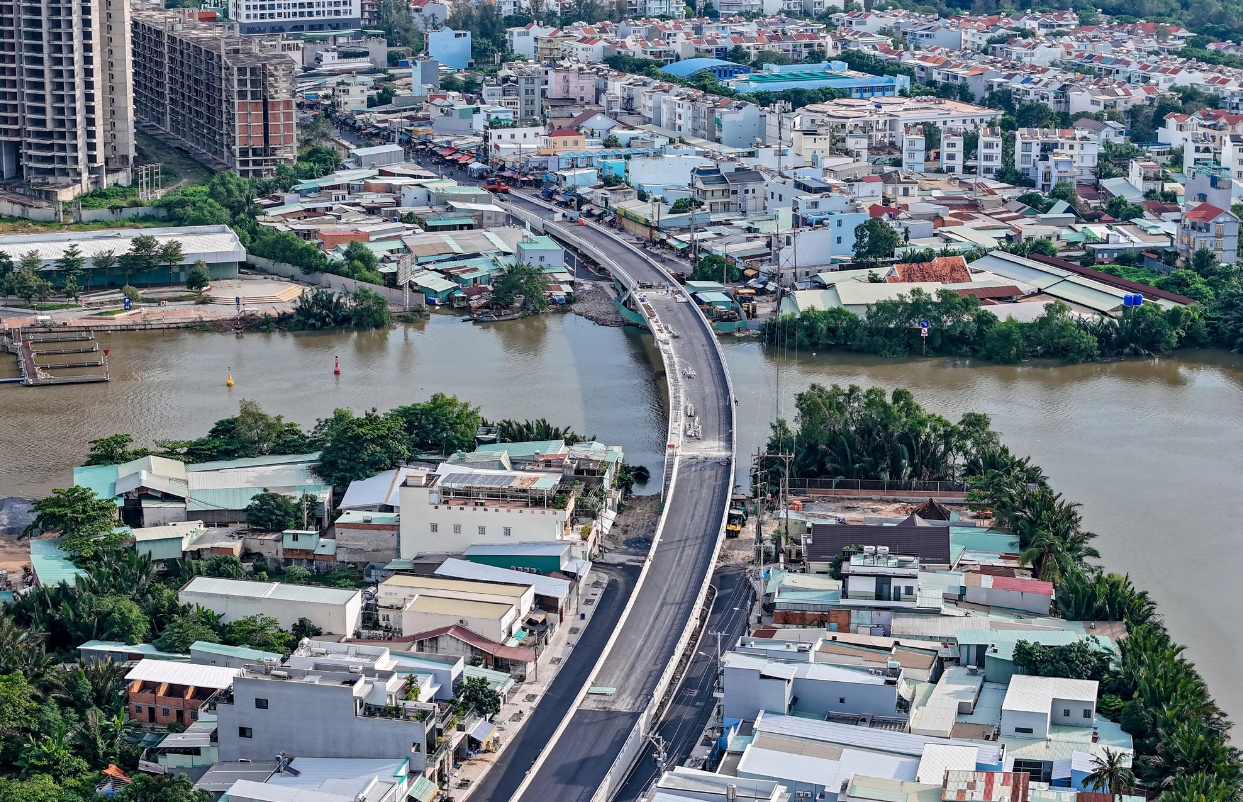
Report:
439,148,456,157
409,774,438,802
455,154,474,162
469,720,498,743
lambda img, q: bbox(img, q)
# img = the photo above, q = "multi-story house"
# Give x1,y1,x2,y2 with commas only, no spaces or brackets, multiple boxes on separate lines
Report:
1014,128,1098,188
902,125,926,172
715,102,763,148
977,126,1003,178
692,165,733,213
506,22,558,60
1178,203,1240,264
544,67,597,105
940,132,963,174
724,169,766,214
513,65,544,123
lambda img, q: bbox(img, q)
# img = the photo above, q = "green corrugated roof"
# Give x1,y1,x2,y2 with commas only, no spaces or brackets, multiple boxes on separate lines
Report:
475,440,564,458
30,538,87,586
464,664,514,690
73,464,121,504
409,775,437,802
189,641,283,661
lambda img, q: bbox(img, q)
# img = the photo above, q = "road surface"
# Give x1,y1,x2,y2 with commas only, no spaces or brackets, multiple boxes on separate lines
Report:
499,193,736,802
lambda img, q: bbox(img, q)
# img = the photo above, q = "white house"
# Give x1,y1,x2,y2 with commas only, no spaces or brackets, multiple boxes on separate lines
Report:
903,125,926,173
941,132,963,174
1000,675,1098,739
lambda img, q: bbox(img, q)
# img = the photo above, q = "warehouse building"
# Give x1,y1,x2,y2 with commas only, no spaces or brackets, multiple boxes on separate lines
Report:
179,577,363,635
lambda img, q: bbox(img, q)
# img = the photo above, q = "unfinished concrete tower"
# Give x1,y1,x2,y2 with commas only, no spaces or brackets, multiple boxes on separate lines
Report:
131,10,295,179
0,0,135,197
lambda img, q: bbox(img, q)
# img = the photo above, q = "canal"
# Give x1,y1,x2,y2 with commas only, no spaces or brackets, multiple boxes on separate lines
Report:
2,313,1242,724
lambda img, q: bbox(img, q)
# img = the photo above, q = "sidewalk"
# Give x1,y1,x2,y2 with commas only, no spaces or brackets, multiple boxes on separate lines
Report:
448,569,611,798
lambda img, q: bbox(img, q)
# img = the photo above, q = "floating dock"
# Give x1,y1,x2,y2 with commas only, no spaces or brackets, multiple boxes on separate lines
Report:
2,328,109,386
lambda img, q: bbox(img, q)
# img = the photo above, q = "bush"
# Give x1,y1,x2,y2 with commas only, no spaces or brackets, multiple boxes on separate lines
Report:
187,260,211,291
246,491,298,531
121,284,140,302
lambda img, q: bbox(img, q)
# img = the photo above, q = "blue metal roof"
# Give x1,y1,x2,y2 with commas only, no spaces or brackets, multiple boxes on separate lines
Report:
660,58,749,78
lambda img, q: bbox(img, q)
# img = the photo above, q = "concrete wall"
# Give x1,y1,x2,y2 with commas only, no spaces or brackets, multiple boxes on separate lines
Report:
217,674,428,769
721,665,791,720
178,587,362,635
790,674,900,719
335,522,398,565
246,255,421,307
626,155,712,189
399,603,517,641
78,206,169,223
1000,707,1049,738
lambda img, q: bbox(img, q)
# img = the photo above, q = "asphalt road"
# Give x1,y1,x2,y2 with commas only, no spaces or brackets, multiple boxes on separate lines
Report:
467,564,639,802
613,566,756,802
499,195,737,802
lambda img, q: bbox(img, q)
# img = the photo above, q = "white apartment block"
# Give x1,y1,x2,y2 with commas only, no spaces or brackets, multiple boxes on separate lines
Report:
397,466,574,558
228,0,360,34
0,0,135,197
903,125,926,172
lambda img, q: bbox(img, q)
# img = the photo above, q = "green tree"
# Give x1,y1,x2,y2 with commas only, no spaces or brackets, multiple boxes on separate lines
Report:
1048,181,1080,210
350,286,392,329
283,565,312,584
0,673,37,731
187,260,211,291
491,261,548,311
153,613,222,653
853,217,900,264
225,614,294,655
91,249,117,284
314,408,411,488
290,289,352,330
9,267,52,306
725,44,751,64
669,197,701,214
17,725,89,777
203,554,248,579
158,240,186,286
292,617,323,641
122,235,161,286
245,491,299,531
691,253,739,283
1013,639,1110,681
458,675,501,718
1105,195,1144,222
123,771,213,802
55,244,86,300
601,134,621,148
1086,748,1136,802
1190,247,1220,276
391,393,483,454
95,596,150,644
23,486,122,559
84,434,151,465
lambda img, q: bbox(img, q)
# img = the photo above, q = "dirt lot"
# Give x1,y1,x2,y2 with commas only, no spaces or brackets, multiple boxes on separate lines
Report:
566,280,624,327
603,493,662,556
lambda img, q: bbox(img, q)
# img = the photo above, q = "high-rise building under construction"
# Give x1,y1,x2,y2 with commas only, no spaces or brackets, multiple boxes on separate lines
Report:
0,0,135,197
131,10,296,179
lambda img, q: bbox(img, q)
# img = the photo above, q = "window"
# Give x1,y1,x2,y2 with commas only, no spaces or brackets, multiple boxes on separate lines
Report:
256,698,269,709
430,523,438,533
161,708,170,717
133,705,142,714
478,526,486,535
838,697,845,703
453,524,462,534
1083,709,1092,719
1063,708,1070,717
504,527,512,536
239,727,253,738
1014,726,1034,734
904,585,913,595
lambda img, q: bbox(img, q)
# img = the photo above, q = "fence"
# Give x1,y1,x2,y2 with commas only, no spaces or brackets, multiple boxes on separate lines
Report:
788,478,969,500
245,255,423,308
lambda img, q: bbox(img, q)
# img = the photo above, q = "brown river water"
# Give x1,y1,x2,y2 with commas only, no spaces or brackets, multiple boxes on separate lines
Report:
2,313,1242,724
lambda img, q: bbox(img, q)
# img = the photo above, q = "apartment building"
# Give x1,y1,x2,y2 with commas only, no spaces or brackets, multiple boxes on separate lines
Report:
977,126,1003,178
0,0,134,197
513,65,543,123
132,11,296,179
227,0,360,34
1014,127,1097,189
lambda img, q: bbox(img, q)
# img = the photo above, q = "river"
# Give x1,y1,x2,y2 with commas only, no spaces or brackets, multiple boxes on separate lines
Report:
2,313,1242,724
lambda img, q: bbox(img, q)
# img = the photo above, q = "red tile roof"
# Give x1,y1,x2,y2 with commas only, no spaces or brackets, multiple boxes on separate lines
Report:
379,624,536,663
548,128,580,138
1184,203,1227,221
890,256,971,284
988,575,1054,596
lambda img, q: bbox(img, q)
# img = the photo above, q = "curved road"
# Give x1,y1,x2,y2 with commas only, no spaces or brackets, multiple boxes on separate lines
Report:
493,193,736,802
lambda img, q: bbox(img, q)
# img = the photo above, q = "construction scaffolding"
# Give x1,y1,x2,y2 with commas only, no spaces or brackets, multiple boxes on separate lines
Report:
132,10,297,179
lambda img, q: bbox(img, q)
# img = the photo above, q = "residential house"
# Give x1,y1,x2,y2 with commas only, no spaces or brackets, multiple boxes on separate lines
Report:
126,659,240,728
1178,203,1240,264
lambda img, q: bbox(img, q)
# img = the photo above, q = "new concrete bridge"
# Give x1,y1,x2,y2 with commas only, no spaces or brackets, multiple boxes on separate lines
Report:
496,193,737,802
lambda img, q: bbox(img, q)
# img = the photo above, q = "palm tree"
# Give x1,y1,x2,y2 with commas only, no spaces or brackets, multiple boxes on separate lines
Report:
1086,748,1135,802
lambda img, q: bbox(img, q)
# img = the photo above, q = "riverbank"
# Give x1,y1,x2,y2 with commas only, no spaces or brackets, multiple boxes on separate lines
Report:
3,317,1243,727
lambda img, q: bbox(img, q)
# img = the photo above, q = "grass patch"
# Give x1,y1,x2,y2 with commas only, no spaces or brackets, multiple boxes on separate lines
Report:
0,216,171,234
135,131,215,188
34,303,77,311
91,309,128,316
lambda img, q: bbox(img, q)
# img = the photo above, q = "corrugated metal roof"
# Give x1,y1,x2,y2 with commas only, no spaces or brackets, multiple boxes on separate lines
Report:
124,658,241,688
384,574,530,597
189,641,283,661
406,595,514,618
435,557,569,601
755,711,1003,765
73,464,120,503
0,225,246,266
30,538,87,586
181,577,361,605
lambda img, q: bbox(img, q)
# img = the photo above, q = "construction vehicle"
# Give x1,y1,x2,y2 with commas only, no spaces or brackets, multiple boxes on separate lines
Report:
483,181,510,194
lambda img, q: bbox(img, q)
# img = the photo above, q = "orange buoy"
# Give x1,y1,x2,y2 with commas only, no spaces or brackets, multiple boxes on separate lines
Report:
334,355,341,375
226,367,234,387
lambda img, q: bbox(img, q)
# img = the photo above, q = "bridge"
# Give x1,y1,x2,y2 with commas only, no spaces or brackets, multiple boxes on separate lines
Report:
497,193,737,802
